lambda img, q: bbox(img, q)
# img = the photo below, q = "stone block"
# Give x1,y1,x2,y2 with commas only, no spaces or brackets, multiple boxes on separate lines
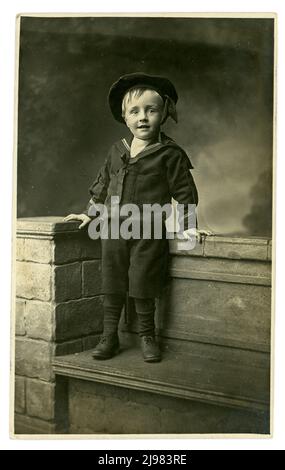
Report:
82,260,102,297
79,233,101,260
267,240,272,261
16,238,25,261
53,262,81,302
15,338,53,382
16,261,52,301
82,334,101,351
54,338,83,356
17,216,80,234
54,232,101,264
24,238,53,264
15,299,26,336
14,413,56,435
55,297,103,341
26,379,55,420
53,236,81,264
15,376,25,413
25,301,54,341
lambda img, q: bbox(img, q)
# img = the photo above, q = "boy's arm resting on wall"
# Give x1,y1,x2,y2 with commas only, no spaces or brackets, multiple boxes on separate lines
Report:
165,149,199,231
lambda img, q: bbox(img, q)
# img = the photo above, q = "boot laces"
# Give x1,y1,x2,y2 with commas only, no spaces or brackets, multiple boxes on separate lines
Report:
144,336,155,344
99,334,117,344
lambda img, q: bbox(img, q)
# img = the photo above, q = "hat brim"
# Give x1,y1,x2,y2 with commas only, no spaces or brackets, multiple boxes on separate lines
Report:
108,73,178,123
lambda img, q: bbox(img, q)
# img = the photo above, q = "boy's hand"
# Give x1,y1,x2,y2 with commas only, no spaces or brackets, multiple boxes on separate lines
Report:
63,213,91,229
182,228,214,244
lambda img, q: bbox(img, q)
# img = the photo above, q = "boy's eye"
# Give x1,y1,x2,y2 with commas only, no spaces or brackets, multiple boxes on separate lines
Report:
128,107,159,115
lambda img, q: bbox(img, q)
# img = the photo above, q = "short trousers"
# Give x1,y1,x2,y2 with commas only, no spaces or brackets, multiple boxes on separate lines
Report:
101,216,169,298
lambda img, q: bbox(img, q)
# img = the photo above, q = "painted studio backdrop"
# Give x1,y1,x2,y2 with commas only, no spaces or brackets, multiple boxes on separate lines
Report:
17,17,274,237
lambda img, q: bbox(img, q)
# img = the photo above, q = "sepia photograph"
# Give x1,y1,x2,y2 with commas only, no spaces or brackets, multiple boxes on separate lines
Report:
13,13,275,437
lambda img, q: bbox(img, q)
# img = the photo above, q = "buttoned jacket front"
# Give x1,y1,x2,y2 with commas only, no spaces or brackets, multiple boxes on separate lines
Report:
86,133,198,222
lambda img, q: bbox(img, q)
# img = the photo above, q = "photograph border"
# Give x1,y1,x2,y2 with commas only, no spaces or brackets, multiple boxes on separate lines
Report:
9,9,277,442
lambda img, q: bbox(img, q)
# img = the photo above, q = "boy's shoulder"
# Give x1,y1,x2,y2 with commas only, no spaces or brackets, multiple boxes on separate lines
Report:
160,132,185,151
160,132,194,169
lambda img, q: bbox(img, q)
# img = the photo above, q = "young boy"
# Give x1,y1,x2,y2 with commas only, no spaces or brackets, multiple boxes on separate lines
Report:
64,73,208,363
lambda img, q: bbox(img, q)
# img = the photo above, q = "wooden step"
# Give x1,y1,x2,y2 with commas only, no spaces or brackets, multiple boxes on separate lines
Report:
53,336,270,413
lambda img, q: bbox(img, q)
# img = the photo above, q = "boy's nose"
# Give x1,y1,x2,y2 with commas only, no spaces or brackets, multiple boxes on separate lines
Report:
138,110,148,121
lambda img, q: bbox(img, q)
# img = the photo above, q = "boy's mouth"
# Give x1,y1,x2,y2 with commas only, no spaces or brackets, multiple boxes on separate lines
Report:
137,125,150,129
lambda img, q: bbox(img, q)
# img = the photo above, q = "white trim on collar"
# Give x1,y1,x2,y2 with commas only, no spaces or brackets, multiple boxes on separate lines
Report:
122,138,131,152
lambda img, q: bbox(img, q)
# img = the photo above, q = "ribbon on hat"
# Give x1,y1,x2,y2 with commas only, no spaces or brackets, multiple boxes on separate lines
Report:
161,95,178,124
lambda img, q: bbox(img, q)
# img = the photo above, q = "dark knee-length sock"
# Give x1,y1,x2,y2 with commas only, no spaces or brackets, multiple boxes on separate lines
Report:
103,294,125,335
134,297,156,337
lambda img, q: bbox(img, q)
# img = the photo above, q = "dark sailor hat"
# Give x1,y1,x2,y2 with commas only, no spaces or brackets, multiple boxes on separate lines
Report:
108,72,178,123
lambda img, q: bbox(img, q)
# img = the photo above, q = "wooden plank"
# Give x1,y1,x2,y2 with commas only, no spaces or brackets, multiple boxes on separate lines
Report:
52,346,270,412
118,327,270,366
170,268,271,286
169,256,271,286
158,328,270,353
121,315,270,353
156,279,271,351
159,334,270,365
169,236,270,261
204,237,268,260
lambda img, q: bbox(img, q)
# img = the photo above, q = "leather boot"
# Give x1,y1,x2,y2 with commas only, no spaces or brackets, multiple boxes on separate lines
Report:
92,333,120,360
141,336,161,363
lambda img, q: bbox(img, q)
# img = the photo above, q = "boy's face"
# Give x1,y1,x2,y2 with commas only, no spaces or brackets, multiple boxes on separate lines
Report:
123,90,164,141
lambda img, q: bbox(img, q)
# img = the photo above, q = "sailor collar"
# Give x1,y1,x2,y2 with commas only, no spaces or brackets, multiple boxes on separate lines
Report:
117,132,178,164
